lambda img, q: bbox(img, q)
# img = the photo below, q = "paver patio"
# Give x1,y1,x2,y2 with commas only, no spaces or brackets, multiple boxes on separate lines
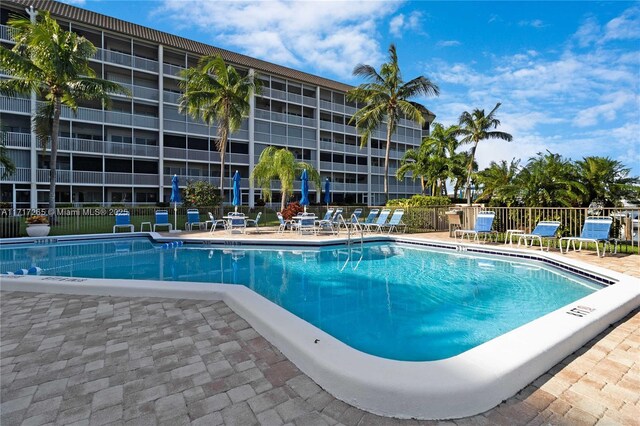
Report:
1,230,639,425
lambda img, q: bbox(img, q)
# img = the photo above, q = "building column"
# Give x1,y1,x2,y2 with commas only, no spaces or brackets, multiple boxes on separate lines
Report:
315,87,321,204
248,68,255,208
158,45,165,201
367,134,372,206
26,5,38,208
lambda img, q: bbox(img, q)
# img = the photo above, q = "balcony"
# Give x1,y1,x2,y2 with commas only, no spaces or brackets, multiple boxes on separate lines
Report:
93,48,159,73
3,132,31,148
0,96,30,114
1,167,31,182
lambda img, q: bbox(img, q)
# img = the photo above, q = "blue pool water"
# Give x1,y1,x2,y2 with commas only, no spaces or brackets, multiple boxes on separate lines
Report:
1,238,601,361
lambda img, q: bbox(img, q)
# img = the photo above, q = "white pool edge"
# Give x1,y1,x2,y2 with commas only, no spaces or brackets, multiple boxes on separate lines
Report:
1,236,638,419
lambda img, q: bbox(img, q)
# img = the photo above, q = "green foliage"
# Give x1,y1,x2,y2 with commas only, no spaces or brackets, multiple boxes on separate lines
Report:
183,181,222,207
575,156,640,206
386,195,451,207
179,55,259,199
251,147,320,212
347,44,439,202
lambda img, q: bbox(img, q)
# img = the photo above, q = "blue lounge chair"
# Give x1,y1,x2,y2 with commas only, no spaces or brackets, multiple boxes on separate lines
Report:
381,209,407,234
276,212,293,233
185,209,204,230
153,210,172,232
365,208,391,233
316,208,337,234
454,211,496,242
245,212,262,233
113,210,134,233
362,209,379,227
517,221,561,251
560,217,613,257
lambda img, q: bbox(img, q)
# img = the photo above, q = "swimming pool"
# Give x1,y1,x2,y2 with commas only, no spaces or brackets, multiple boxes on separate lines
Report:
1,234,638,419
1,238,601,361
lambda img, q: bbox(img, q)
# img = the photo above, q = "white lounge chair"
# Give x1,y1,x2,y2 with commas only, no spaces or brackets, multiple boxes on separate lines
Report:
454,211,497,242
560,217,613,257
517,221,561,251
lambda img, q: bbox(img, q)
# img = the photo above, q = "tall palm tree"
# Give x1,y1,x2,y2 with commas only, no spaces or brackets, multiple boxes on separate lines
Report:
179,55,259,200
0,11,127,213
575,156,640,206
456,102,512,204
251,147,320,212
347,44,439,203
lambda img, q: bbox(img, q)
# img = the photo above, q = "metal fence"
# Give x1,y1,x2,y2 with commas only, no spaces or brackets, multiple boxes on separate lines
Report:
1,205,638,253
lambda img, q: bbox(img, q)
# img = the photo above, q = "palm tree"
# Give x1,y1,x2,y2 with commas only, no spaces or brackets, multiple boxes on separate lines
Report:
251,147,320,212
475,159,520,205
179,55,259,200
0,11,127,213
575,156,640,206
456,103,513,204
347,44,439,203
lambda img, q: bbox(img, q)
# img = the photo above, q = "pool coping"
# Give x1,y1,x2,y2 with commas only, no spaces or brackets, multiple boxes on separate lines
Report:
1,233,639,420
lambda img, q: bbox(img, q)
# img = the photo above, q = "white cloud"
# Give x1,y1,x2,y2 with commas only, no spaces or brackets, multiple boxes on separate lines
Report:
389,11,423,38
572,91,636,127
436,40,461,48
60,0,86,5
518,19,546,28
603,6,640,42
154,0,400,79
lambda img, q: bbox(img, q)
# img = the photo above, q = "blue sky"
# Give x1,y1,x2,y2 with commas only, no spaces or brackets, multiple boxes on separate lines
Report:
65,0,639,176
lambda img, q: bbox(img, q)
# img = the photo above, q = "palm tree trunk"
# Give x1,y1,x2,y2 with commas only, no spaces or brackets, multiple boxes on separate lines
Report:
218,116,229,202
420,176,425,194
466,141,478,205
280,189,286,212
49,97,61,217
384,121,393,204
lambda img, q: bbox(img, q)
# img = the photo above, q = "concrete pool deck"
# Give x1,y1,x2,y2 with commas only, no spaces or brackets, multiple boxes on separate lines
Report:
1,230,639,425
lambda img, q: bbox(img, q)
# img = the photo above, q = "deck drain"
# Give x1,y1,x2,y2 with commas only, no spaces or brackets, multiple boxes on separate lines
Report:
566,305,595,317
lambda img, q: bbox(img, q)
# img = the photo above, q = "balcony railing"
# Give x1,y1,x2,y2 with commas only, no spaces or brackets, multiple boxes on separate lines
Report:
93,48,159,73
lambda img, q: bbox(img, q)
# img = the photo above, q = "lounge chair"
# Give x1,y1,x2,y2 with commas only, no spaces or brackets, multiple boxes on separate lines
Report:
362,209,379,228
298,215,317,235
365,208,391,233
559,217,613,257
207,212,226,233
277,212,293,233
185,209,205,231
316,208,336,234
245,212,262,233
153,210,172,232
454,211,496,242
517,221,561,251
381,209,407,234
113,210,134,233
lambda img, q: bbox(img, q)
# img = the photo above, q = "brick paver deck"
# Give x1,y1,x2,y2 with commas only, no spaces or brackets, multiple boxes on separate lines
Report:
1,230,639,425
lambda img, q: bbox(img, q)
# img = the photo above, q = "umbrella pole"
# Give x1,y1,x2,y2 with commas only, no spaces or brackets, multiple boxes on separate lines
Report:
174,203,177,230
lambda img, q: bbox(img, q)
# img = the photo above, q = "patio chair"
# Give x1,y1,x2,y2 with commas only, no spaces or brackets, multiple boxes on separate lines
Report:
362,209,379,228
454,211,497,242
153,210,172,232
227,215,246,234
381,209,407,234
185,209,204,231
316,208,336,234
113,210,134,233
298,216,317,235
207,212,226,233
365,208,391,233
517,221,561,251
277,212,293,233
559,217,613,257
245,212,262,233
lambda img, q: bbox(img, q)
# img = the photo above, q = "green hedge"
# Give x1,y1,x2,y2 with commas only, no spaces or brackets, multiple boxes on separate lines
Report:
386,195,451,207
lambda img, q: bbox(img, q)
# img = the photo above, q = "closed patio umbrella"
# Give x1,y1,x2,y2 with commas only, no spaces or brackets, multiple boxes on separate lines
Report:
323,178,331,208
232,170,241,212
300,169,310,212
170,174,181,231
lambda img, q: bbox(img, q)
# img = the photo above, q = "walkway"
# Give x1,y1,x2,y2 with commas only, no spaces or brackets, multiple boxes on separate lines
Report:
1,231,638,425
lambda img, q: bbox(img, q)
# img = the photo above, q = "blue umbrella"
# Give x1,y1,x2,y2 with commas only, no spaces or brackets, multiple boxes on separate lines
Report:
300,169,309,212
323,178,331,207
170,175,181,231
232,170,241,212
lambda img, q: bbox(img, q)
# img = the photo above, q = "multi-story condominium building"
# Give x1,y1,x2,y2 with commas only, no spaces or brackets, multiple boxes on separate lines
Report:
0,0,435,209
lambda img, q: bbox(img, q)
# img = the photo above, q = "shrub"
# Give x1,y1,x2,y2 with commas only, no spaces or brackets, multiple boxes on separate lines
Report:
281,201,303,220
386,195,451,207
26,215,49,224
183,181,223,207
255,198,266,207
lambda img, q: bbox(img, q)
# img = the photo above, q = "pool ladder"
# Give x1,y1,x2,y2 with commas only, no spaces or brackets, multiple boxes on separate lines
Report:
336,213,364,248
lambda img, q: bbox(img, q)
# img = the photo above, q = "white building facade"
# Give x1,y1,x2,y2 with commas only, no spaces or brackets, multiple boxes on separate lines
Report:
0,0,434,209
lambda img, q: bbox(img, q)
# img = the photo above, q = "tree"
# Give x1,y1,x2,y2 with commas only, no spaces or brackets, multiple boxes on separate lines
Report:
251,147,320,212
575,156,640,206
179,55,259,200
183,180,223,207
456,103,512,204
515,151,585,207
0,11,127,213
0,125,16,179
475,159,520,205
347,44,439,203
